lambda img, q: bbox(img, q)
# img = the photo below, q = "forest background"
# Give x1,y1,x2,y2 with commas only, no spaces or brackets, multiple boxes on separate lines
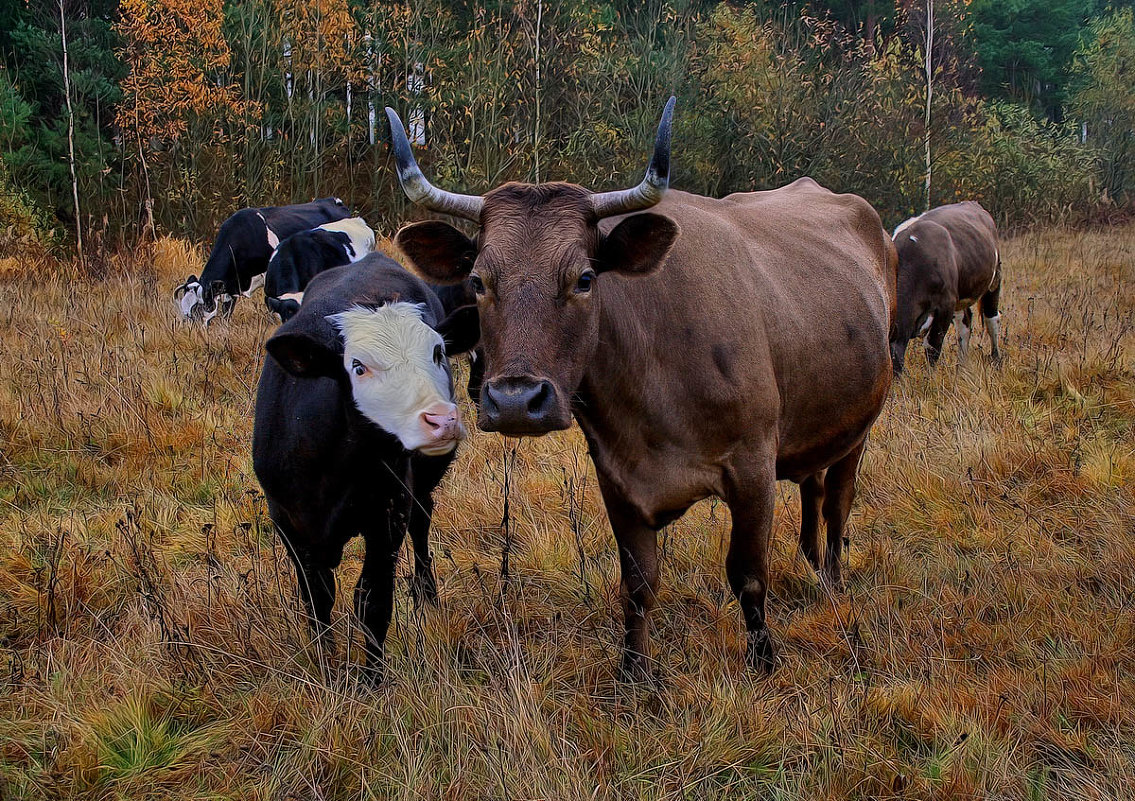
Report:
1,0,1132,257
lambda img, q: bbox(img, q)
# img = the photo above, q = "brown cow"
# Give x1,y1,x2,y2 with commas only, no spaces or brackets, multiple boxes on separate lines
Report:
385,100,896,676
889,201,1002,374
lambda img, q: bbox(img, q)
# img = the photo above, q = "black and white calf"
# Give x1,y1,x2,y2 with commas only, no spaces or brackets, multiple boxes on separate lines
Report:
175,197,351,323
265,216,376,322
253,253,479,678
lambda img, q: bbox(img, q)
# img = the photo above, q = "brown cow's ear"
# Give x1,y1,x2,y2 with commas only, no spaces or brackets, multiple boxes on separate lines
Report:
596,213,679,275
395,221,476,285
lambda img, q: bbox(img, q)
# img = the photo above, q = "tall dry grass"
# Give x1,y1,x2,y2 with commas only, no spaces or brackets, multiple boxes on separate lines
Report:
0,226,1132,799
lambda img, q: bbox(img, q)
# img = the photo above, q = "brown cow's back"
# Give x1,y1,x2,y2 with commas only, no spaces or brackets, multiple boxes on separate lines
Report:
583,179,894,521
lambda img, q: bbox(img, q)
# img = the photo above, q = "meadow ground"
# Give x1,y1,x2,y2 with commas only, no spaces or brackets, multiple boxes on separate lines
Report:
0,225,1132,800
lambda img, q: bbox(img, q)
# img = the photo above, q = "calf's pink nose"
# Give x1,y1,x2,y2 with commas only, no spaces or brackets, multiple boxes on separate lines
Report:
420,403,462,440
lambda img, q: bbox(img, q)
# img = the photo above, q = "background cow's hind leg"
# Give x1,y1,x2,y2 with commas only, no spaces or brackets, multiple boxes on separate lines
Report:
820,441,865,589
798,471,826,574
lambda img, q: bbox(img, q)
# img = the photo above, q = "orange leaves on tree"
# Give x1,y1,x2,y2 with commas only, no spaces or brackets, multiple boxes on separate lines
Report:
115,0,254,148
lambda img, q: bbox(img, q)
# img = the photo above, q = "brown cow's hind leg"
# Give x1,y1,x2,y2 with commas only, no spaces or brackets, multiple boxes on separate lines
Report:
725,459,777,672
799,471,826,574
820,441,865,589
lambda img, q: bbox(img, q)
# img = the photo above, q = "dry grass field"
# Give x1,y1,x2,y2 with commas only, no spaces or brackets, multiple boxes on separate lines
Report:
0,225,1132,800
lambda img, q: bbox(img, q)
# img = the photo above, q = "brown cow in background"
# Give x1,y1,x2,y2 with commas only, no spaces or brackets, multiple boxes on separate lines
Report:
889,201,1002,374
386,99,896,677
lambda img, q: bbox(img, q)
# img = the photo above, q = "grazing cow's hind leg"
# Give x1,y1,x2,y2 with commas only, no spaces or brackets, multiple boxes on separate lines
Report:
798,471,826,574
600,482,660,681
725,458,778,672
820,441,865,589
981,285,1002,363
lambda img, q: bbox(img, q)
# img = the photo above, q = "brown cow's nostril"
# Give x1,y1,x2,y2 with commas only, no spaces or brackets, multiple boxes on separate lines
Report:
526,381,551,414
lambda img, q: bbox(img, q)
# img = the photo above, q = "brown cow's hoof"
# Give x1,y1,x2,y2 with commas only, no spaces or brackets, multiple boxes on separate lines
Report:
821,567,844,593
618,652,653,683
746,630,776,673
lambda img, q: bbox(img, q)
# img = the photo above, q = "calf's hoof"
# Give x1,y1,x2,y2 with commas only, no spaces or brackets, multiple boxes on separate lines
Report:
358,659,387,688
410,570,440,607
746,629,776,674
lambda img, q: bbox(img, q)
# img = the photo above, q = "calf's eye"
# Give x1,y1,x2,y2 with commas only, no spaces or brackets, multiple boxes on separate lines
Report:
352,359,367,377
470,275,485,295
575,272,595,293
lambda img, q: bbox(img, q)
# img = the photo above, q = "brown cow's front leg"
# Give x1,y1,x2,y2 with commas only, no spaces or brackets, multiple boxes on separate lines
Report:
798,471,826,574
600,485,660,681
725,460,777,672
821,441,865,589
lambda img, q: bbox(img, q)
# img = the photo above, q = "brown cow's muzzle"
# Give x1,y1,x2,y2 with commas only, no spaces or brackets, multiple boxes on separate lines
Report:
479,376,571,435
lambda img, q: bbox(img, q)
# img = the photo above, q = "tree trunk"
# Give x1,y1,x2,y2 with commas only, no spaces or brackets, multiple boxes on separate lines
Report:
60,1,83,262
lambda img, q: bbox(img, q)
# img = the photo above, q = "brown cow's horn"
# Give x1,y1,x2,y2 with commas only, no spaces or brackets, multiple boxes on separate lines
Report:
385,107,483,222
590,96,674,219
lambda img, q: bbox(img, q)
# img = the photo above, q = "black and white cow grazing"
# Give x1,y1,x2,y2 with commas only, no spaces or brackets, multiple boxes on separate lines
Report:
253,253,479,679
265,217,376,322
175,197,351,323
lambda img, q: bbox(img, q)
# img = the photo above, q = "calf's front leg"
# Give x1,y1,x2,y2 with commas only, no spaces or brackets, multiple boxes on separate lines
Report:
355,501,410,681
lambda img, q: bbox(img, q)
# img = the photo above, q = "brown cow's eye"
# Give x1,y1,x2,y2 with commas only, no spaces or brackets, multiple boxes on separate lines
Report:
470,275,485,295
575,272,595,293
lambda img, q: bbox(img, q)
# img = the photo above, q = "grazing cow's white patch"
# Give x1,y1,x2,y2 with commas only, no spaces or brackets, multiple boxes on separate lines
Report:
177,281,203,319
318,217,376,262
279,291,304,304
918,313,934,337
330,303,465,455
893,214,922,239
257,211,281,250
242,271,266,297
954,310,971,362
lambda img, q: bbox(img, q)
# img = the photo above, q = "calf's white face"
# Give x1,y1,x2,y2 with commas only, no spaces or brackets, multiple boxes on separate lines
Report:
330,303,465,455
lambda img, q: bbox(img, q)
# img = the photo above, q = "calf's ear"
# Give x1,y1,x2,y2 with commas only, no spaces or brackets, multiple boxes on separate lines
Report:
435,304,480,355
396,221,476,285
266,328,342,378
596,212,680,276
